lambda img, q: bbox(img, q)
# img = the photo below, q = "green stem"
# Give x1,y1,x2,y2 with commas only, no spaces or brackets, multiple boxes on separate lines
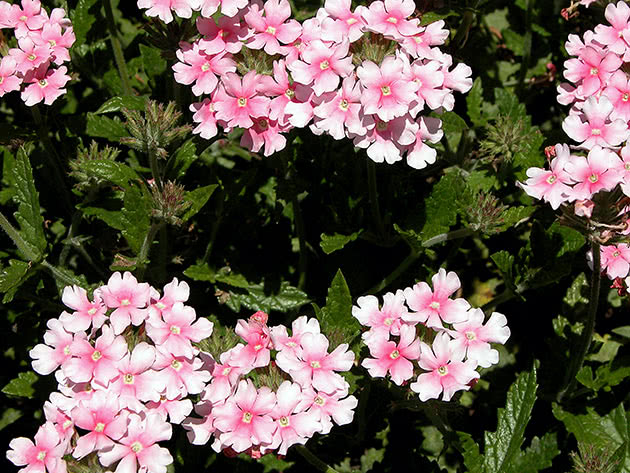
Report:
137,222,164,280
422,403,464,455
149,149,163,192
365,249,420,295
294,446,339,473
515,0,533,98
0,210,39,261
31,106,72,215
202,190,224,263
422,228,475,247
557,241,601,402
103,0,133,96
292,194,308,290
41,260,82,287
367,160,386,237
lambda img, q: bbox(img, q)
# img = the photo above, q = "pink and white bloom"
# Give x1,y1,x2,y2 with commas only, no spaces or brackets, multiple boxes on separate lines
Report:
214,71,271,129
137,0,194,23
593,1,630,55
0,57,22,97
59,285,107,333
362,324,420,385
7,422,67,473
562,96,629,149
352,289,408,339
29,318,74,375
411,332,479,402
173,43,236,96
564,145,621,200
403,268,470,329
449,309,511,368
21,64,71,106
601,243,630,279
320,0,366,43
99,271,151,335
361,0,421,39
297,385,357,435
244,0,302,55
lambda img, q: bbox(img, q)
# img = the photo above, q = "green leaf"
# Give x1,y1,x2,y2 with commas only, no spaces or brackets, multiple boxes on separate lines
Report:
319,270,361,349
258,454,294,473
491,251,515,290
95,96,148,114
360,447,385,472
458,431,484,472
0,259,33,303
553,402,630,472
497,206,535,232
495,88,527,121
502,30,525,56
320,231,363,255
170,139,198,179
140,44,167,79
467,77,485,127
182,185,218,222
9,148,47,260
483,365,538,472
70,0,98,50
86,113,128,142
576,365,630,392
227,281,310,313
420,9,458,25
2,371,38,398
183,262,216,282
79,160,141,189
439,111,469,136
0,408,22,431
511,433,560,473
613,326,630,338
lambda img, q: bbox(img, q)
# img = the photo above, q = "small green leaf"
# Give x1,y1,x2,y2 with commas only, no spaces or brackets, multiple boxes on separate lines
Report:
420,9,458,25
491,251,515,288
495,88,527,121
2,371,38,398
512,433,560,473
170,139,198,179
360,447,385,472
467,77,485,127
612,326,630,338
86,113,128,142
183,262,216,282
439,111,469,135
319,270,360,347
0,259,33,303
79,160,141,189
458,431,484,472
70,0,98,49
483,365,538,473
0,408,22,431
227,281,310,313
96,96,148,114
497,206,535,232
182,185,218,222
320,231,363,255
140,44,167,79
502,30,525,56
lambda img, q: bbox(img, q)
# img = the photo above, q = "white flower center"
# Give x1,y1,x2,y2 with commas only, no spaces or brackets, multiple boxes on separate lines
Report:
347,18,357,25
37,451,46,461
384,317,393,326
381,85,391,96
171,360,182,371
310,360,321,369
266,25,276,35
590,67,598,75
429,301,440,310
546,174,557,184
314,395,326,406
279,416,290,427
170,325,181,335
87,307,97,315
63,345,71,355
120,298,130,306
254,343,263,351
156,302,166,310
591,128,601,136
131,441,143,453
386,16,398,24
201,62,211,72
339,99,349,111
589,173,599,183
465,331,476,340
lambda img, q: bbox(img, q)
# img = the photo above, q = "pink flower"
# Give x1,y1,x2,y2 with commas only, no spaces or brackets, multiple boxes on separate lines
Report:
320,0,366,43
213,71,271,129
403,268,470,329
9,37,51,74
563,46,621,97
562,96,629,149
361,0,421,39
59,285,107,333
448,309,511,368
98,412,173,473
197,15,248,55
99,271,151,335
358,57,418,121
297,385,357,434
353,114,418,164
10,0,46,38
404,116,443,169
190,98,219,139
63,324,128,384
593,1,630,55
7,422,67,473
0,57,22,97
602,70,630,122
565,145,621,200
71,391,129,459
137,0,193,23
34,23,75,65
244,0,302,55
518,143,575,209
212,379,277,453
312,75,366,139
29,318,74,375
352,290,408,339
411,332,479,401
153,347,212,399
148,277,190,321
240,117,289,157
601,244,630,279
21,64,71,106
270,316,321,354
146,301,214,358
275,332,354,393
266,381,320,455
362,324,420,385
400,20,450,59
287,39,353,96
173,43,236,96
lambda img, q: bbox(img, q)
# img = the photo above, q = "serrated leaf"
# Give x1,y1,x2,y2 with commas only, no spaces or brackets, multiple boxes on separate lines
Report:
227,281,310,313
553,402,630,472
320,270,360,344
360,447,384,472
440,111,468,136
2,371,38,398
458,431,484,472
140,44,166,79
183,262,216,282
0,259,33,303
495,88,527,121
491,251,514,289
9,148,47,260
497,206,534,231
483,365,538,473
320,231,363,255
182,185,217,222
79,160,141,189
86,113,128,142
467,77,485,127
512,433,560,473
502,29,525,56
258,454,294,472
96,96,147,114
563,273,588,307
70,0,98,49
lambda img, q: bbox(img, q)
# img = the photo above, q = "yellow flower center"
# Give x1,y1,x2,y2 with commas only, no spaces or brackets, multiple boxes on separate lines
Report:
339,98,349,111
131,441,143,453
49,40,56,47
171,360,182,371
238,97,247,107
156,302,166,310
63,345,71,355
124,373,134,384
242,412,253,423
347,18,357,25
88,307,97,315
546,175,557,184
38,79,47,87
430,301,440,310
320,60,330,70
279,416,290,427
120,299,131,306
91,350,102,361
95,422,105,432
285,88,295,99
314,395,326,406
170,325,181,335
387,16,398,24
591,128,601,136
465,331,476,340
437,365,448,376
390,349,400,360
589,173,599,183
310,360,321,369
381,85,391,96
590,67,598,75
384,317,393,326
201,62,211,72
28,54,36,61
623,93,629,102
37,451,46,461
266,25,276,35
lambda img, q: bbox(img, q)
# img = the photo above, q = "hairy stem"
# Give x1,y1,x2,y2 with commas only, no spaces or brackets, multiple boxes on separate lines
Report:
557,241,601,402
367,160,386,237
137,222,164,280
422,228,475,247
103,0,133,96
294,446,339,473
0,210,40,261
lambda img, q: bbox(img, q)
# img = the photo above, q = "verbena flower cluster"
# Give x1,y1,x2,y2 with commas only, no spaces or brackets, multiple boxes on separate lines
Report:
139,0,472,168
0,0,73,106
352,269,510,402
184,311,358,457
5,273,357,473
520,2,630,286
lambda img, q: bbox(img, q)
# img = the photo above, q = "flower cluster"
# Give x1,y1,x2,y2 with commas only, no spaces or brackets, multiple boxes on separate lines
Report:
7,272,214,473
520,2,630,286
140,0,472,167
0,0,73,106
352,269,510,402
184,311,358,456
